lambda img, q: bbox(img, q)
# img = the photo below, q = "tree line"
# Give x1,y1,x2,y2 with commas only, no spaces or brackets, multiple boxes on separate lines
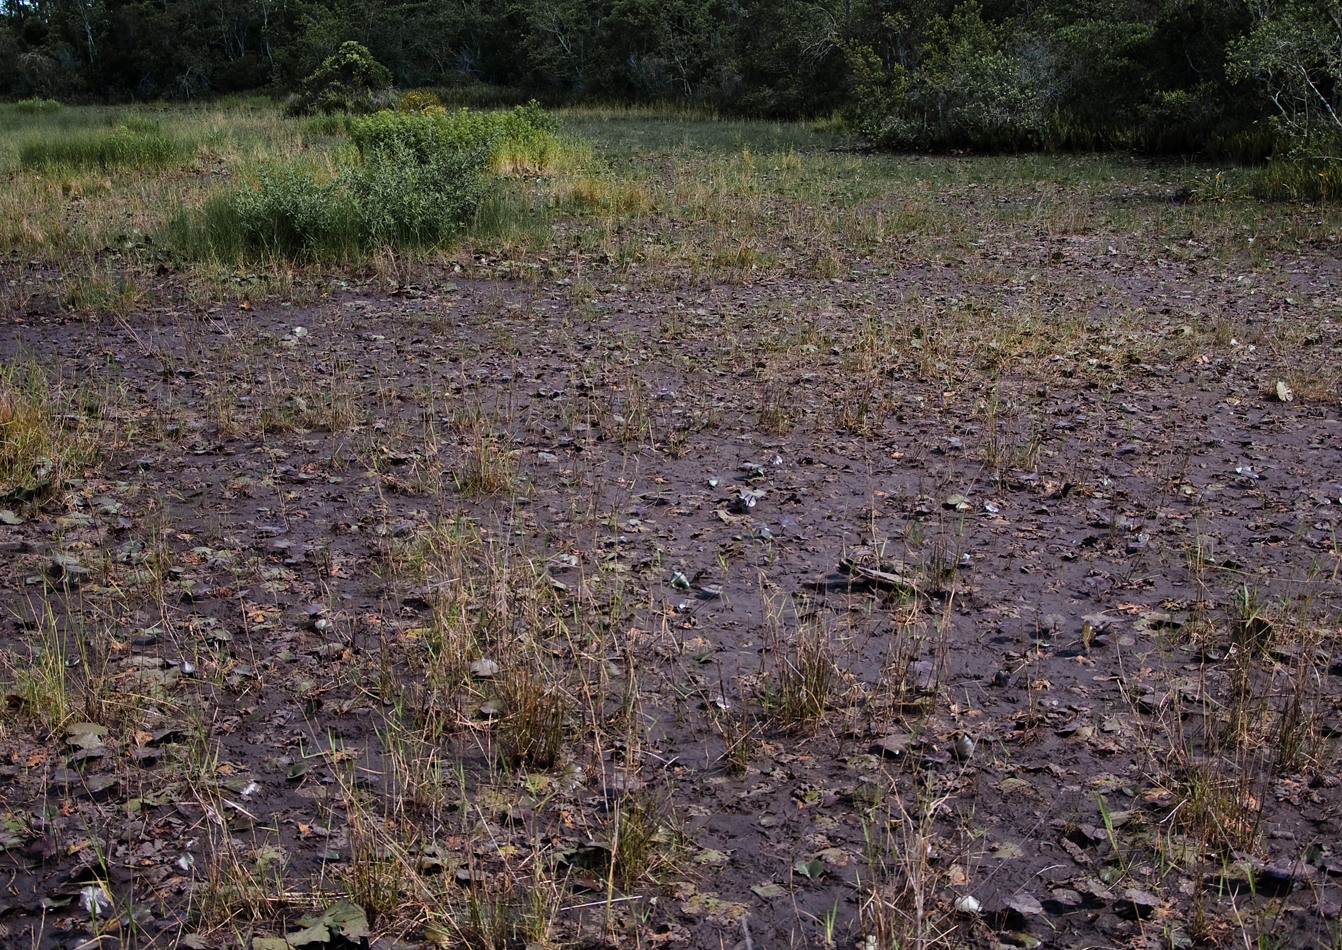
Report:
3,0,1341,157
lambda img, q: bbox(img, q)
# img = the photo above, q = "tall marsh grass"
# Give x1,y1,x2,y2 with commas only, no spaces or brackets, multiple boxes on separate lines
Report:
15,98,63,114
18,116,192,172
1247,158,1342,202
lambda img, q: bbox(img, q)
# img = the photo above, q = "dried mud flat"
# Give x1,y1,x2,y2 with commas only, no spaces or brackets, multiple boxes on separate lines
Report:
1,235,1341,950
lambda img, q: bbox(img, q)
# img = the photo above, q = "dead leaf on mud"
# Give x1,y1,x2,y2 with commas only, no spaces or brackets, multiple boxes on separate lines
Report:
989,840,1026,860
469,658,500,678
680,890,748,924
793,858,824,879
1005,892,1044,916
995,777,1040,798
259,898,370,947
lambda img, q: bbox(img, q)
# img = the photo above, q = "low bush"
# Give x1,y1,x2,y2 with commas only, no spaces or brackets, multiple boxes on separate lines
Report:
353,143,485,247
198,159,363,261
173,103,572,262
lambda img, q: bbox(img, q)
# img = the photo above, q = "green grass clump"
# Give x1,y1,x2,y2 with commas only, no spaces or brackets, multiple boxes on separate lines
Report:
178,140,486,262
1247,158,1342,201
19,119,191,172
301,112,352,137
0,363,99,504
15,98,63,115
356,100,571,175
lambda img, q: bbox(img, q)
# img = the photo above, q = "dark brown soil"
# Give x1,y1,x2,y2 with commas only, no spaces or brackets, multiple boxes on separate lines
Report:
2,243,1341,950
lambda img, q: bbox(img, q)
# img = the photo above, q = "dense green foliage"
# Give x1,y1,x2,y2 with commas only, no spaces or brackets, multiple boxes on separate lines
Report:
2,0,1341,156
288,41,393,115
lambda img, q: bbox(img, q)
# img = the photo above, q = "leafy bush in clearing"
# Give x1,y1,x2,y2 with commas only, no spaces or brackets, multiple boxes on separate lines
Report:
288,41,394,116
352,143,485,247
176,103,568,261
200,160,363,261
842,2,1049,152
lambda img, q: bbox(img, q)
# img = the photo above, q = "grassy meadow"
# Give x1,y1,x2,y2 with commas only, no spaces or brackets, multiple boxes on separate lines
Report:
3,97,1338,308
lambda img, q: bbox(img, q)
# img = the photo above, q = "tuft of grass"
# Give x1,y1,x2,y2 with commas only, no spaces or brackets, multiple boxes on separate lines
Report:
0,606,74,730
0,361,102,505
768,622,840,728
454,431,516,495
1247,159,1342,202
605,790,680,888
62,260,145,315
494,665,570,769
857,786,957,950
300,111,353,137
711,696,759,776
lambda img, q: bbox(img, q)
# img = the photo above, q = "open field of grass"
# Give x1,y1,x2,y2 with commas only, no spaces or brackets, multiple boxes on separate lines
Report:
1,101,1341,950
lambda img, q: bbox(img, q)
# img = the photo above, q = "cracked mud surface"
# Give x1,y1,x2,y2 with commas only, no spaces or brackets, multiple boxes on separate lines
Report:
1,236,1341,950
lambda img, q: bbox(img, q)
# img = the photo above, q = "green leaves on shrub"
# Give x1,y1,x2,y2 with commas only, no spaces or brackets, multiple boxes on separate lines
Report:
842,1,1048,152
289,41,394,116
176,103,566,262
205,162,362,261
194,152,477,262
352,143,486,247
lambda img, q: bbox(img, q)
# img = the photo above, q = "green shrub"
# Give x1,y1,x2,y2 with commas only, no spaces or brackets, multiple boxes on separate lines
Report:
15,98,62,114
19,122,189,171
174,103,568,262
206,161,363,260
289,41,393,116
352,142,485,246
349,110,459,165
